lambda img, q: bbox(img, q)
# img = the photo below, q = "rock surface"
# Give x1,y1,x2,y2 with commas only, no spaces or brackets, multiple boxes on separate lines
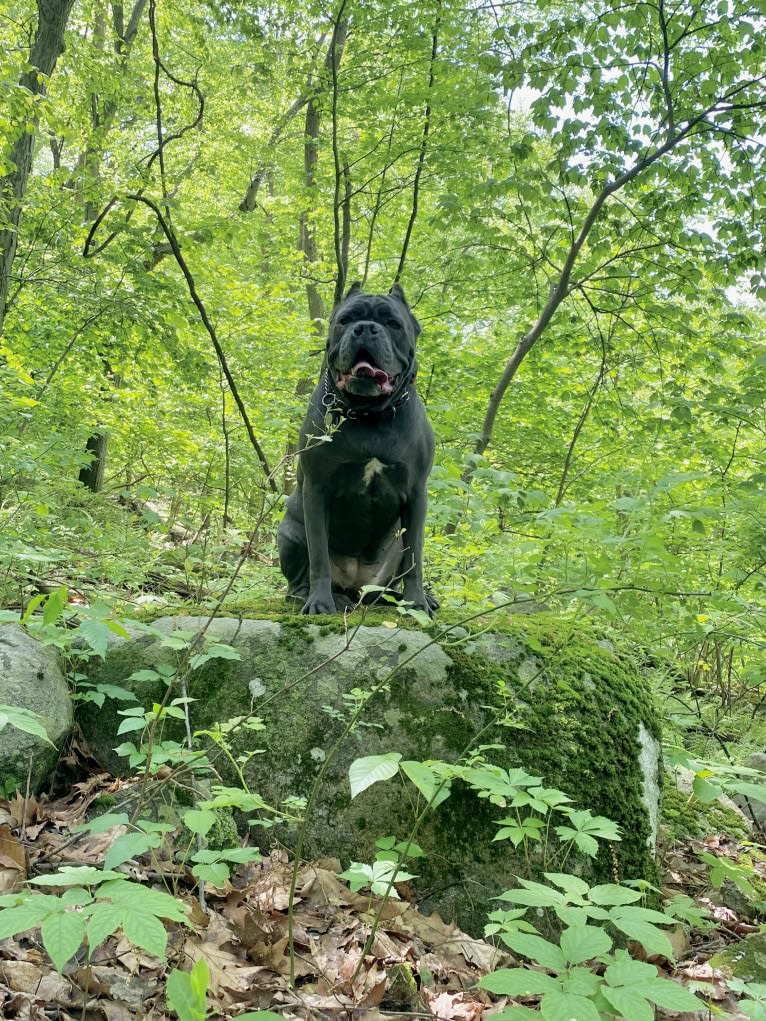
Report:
711,932,766,981
0,625,73,791
79,613,661,932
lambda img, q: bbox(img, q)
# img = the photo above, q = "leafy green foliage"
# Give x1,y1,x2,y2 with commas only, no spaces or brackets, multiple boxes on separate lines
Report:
480,928,703,1020
1,0,766,1012
166,958,209,1021
338,859,418,899
0,869,188,972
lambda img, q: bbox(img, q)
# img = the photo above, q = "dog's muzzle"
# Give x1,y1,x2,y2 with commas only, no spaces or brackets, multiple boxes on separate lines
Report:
334,322,402,396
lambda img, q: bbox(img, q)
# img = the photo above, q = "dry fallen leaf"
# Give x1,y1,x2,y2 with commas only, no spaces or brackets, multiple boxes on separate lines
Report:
0,960,46,994
0,824,25,893
424,989,488,1020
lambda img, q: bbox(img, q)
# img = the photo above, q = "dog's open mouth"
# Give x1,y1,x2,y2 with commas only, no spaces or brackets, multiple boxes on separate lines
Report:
337,358,395,395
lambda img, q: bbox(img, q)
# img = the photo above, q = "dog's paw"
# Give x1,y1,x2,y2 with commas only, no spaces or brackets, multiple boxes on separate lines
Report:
334,592,357,611
301,591,337,615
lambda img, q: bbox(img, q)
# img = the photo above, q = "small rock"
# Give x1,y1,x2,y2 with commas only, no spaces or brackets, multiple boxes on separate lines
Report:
0,625,72,792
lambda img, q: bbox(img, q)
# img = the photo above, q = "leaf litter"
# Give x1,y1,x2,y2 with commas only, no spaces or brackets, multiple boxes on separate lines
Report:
0,774,506,1019
0,773,762,1020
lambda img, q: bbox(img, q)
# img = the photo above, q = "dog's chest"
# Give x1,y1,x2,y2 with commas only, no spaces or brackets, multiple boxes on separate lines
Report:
361,457,385,491
333,456,407,504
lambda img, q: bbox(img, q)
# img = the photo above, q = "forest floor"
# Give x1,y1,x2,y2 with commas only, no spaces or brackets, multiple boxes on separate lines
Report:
0,764,759,1021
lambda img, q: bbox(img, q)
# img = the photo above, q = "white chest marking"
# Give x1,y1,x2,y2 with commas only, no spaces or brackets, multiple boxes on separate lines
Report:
362,458,385,489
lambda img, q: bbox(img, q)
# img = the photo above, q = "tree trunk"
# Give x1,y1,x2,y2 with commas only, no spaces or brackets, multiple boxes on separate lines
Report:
78,0,146,488
78,432,108,493
0,0,75,336
296,16,348,330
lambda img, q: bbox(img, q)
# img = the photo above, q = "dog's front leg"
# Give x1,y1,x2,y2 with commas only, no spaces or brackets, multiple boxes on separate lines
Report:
300,477,337,615
400,485,431,616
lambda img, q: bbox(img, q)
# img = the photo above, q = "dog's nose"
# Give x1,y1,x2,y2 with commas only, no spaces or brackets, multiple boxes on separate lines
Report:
353,322,378,336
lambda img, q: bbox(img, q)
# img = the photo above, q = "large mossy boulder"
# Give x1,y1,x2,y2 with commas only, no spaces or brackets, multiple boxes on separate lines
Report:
0,624,73,791
79,613,661,933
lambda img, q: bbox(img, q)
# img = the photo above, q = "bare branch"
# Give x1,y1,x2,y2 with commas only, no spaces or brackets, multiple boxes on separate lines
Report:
330,0,350,305
129,193,277,492
394,4,440,285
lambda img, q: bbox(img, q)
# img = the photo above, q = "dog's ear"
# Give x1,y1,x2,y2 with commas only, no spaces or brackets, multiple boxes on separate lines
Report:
390,283,421,339
389,283,408,305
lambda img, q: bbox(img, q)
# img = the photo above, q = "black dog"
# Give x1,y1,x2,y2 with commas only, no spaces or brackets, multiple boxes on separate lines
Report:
278,283,435,615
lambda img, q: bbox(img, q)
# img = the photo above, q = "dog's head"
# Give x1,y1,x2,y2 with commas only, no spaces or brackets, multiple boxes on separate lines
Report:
327,282,421,400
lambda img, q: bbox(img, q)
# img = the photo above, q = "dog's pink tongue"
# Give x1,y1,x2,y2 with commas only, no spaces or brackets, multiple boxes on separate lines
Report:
353,360,389,385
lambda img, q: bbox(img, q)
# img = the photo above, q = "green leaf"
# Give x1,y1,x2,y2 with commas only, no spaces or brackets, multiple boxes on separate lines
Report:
693,774,723,802
499,931,566,972
121,905,168,959
0,900,58,939
0,706,54,746
554,826,598,857
601,984,653,1021
236,1014,291,1021
478,968,558,995
603,956,656,986
610,915,674,960
539,989,601,1021
559,924,612,964
497,883,566,908
481,1008,539,1021
189,954,210,1001
742,1001,766,1021
400,760,450,806
204,643,241,661
84,902,124,950
561,967,601,997
20,593,47,625
116,717,147,735
728,781,766,805
30,867,125,887
95,684,141,701
182,809,217,836
42,586,68,626
76,620,113,658
588,884,641,905
166,959,208,1021
61,887,91,907
217,847,262,864
543,873,590,897
104,831,162,871
642,976,702,1010
338,859,416,897
557,905,603,927
74,813,130,835
348,753,402,799
192,862,231,886
41,911,86,972
127,669,162,682
98,880,188,922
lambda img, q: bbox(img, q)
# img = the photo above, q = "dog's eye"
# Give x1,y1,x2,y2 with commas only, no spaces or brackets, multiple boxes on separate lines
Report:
387,319,401,330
